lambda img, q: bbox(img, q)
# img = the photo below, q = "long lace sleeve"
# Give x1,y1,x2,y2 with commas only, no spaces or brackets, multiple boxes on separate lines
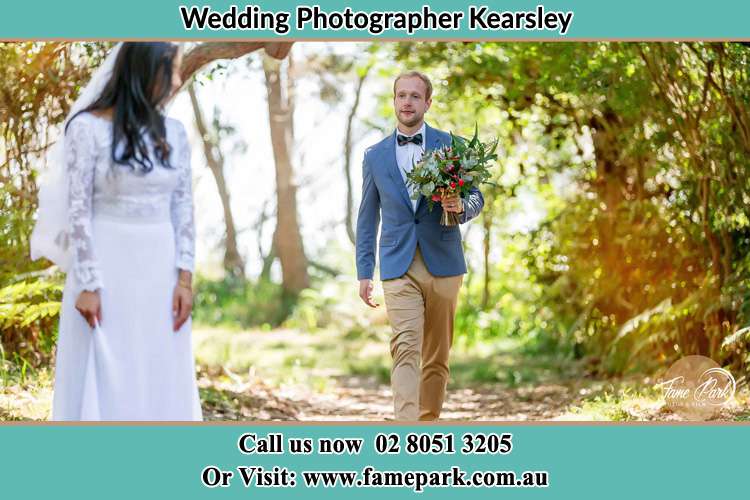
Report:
66,117,103,291
171,122,195,273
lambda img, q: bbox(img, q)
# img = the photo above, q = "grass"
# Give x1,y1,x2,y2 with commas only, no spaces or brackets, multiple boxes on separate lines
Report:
557,379,750,421
193,325,392,389
450,337,578,388
558,385,660,421
0,359,54,421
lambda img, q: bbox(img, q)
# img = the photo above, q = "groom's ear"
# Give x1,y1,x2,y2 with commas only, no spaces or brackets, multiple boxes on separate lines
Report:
425,97,432,112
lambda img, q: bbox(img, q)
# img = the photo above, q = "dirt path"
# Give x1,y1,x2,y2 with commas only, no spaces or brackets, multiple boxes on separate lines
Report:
194,326,610,421
199,373,577,421
198,368,749,422
2,366,747,422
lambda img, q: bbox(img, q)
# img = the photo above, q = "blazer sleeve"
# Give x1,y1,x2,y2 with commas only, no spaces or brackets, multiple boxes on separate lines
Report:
355,150,380,280
459,185,484,224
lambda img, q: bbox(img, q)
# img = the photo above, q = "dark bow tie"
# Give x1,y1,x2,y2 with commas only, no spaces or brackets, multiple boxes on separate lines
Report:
397,133,423,147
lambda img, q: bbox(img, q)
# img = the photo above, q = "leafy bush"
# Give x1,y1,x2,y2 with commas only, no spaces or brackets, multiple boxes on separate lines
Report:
192,275,290,329
284,276,390,333
391,41,750,376
1,42,109,369
0,276,63,366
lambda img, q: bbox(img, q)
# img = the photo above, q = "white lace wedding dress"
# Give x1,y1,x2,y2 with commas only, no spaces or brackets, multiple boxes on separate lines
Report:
52,112,203,421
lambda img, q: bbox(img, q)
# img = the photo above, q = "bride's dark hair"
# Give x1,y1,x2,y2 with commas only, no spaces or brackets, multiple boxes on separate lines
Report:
67,42,180,172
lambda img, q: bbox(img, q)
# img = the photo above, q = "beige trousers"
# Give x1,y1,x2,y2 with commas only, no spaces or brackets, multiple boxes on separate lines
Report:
382,247,463,421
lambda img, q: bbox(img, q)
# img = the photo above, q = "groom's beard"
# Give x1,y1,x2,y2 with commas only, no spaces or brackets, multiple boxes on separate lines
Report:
397,111,424,129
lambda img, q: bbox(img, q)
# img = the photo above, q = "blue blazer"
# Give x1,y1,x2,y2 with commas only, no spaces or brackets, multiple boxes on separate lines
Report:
356,123,484,281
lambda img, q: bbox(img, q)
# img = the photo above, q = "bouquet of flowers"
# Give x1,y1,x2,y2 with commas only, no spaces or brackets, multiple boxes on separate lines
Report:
406,125,498,225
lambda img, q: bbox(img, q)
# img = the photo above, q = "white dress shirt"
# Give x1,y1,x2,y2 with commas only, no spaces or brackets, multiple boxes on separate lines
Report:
395,122,426,213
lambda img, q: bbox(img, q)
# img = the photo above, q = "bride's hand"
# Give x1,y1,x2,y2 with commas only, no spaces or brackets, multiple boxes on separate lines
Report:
75,290,102,328
173,271,193,332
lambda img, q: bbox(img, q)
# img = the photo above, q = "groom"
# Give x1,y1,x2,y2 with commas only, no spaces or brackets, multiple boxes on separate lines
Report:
356,71,484,421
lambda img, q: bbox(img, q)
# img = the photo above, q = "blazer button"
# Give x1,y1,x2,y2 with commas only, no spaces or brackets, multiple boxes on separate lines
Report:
414,218,419,224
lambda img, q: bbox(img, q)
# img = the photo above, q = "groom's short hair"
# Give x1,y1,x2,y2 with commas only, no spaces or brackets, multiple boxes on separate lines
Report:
393,71,433,101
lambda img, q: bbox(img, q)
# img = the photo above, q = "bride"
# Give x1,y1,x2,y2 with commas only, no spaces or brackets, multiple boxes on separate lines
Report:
33,42,202,420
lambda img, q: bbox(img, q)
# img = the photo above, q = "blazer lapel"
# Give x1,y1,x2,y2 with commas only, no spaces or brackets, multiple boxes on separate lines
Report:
385,130,415,210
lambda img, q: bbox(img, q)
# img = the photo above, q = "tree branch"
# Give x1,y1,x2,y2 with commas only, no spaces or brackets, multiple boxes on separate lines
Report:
180,42,294,82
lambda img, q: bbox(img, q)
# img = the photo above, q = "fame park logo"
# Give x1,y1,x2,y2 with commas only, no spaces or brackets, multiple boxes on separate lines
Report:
657,355,736,420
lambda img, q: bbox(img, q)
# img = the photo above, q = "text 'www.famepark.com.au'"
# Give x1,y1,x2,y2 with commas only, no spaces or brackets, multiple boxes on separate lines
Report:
231,465,549,492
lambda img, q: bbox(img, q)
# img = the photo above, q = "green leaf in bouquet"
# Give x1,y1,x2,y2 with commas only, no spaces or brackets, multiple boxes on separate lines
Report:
421,181,435,197
486,137,499,157
426,156,439,175
463,156,478,169
450,132,466,150
468,123,479,148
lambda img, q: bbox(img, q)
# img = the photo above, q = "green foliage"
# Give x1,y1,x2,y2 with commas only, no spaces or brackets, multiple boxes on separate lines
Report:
0,276,63,366
284,277,390,333
1,42,109,367
192,275,293,329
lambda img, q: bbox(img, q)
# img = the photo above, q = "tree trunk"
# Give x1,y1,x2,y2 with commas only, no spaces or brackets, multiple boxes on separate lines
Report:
187,83,244,277
263,54,309,295
254,199,275,281
343,67,370,245
482,208,492,309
